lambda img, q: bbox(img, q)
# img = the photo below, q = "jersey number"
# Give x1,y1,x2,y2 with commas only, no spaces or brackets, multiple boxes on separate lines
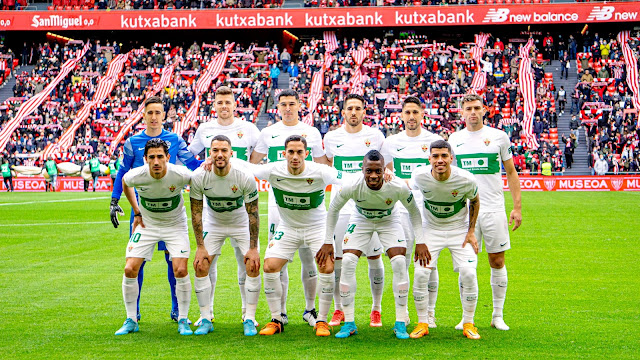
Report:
129,233,141,243
203,231,208,239
346,224,356,234
273,231,284,241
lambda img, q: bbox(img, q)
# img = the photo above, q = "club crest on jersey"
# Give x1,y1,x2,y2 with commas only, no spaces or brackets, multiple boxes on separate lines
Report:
422,144,429,152
169,185,176,192
237,131,244,139
268,242,274,248
365,139,371,147
484,138,491,146
231,185,238,193
301,133,307,138
306,178,314,185
128,246,133,252
343,237,349,244
385,198,393,205
451,189,459,197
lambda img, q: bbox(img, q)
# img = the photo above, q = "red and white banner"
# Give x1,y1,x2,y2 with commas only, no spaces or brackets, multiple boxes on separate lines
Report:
518,38,539,150
323,31,338,53
303,52,334,125
1,3,638,31
0,43,90,153
42,53,129,160
501,175,640,191
469,33,489,94
0,176,113,192
617,31,640,127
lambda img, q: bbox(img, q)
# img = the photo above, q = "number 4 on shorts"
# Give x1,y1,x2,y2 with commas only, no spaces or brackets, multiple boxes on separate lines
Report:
346,224,356,234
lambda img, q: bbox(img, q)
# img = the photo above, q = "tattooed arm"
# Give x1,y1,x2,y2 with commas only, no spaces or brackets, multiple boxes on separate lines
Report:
244,198,260,273
463,195,480,254
191,198,209,269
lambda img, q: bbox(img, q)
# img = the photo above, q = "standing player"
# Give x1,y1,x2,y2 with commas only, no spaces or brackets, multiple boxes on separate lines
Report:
88,154,101,192
189,135,262,336
380,96,443,326
325,150,429,339
109,96,201,322
114,139,193,336
246,135,340,337
409,140,481,340
188,86,261,325
323,94,387,327
249,89,330,327
1,158,13,192
44,156,58,192
448,94,522,331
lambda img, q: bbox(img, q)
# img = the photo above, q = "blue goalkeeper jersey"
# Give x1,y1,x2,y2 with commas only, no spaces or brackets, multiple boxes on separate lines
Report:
111,129,201,199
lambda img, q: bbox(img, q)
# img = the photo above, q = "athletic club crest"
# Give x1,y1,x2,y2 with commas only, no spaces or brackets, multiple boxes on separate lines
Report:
169,185,176,192
306,178,314,185
422,144,429,152
484,138,491,146
385,198,393,205
544,179,556,191
231,185,238,193
611,179,624,191
451,189,459,197
237,131,244,139
365,139,371,147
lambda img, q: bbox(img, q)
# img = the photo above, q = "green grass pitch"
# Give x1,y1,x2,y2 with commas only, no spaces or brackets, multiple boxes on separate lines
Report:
0,191,638,359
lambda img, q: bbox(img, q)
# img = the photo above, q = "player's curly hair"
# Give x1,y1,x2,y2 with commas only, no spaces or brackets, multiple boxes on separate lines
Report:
462,94,484,105
344,93,366,107
144,138,169,156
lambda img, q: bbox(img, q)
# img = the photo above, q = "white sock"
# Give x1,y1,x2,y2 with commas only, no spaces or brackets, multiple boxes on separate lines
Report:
175,275,192,320
264,272,283,321
233,246,247,311
390,255,409,323
279,263,289,315
318,272,334,323
459,267,478,324
208,256,219,312
340,253,359,323
333,259,342,311
122,275,139,322
368,257,384,312
491,266,508,318
299,247,318,311
245,275,261,322
413,265,431,324
427,267,439,314
195,276,212,320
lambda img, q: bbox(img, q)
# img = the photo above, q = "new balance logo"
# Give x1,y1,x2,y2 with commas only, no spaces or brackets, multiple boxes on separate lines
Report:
482,8,509,23
587,6,615,21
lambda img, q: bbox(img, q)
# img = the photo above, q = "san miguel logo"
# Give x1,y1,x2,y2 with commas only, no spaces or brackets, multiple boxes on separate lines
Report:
237,131,244,139
611,178,624,191
365,139,371,147
484,139,491,146
306,178,314,185
231,184,238,193
422,144,429,152
543,179,556,191
169,185,177,192
451,189,459,197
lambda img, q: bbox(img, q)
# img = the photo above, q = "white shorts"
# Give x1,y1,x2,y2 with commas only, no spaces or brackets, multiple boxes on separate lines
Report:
265,224,323,261
424,227,477,272
476,212,511,254
399,211,417,258
335,212,383,258
342,217,405,255
203,222,253,256
126,225,190,261
269,204,309,253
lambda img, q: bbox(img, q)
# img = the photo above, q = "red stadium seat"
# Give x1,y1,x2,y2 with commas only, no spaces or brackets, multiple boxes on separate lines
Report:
536,53,543,64
496,0,503,3
544,72,553,80
533,0,540,3
542,0,550,2
477,0,485,3
550,128,558,134
486,0,494,4
505,0,512,3
514,0,521,3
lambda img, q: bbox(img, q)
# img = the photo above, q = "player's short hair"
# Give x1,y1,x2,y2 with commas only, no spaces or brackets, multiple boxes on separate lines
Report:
363,150,384,164
144,96,164,109
284,134,307,149
343,94,366,108
462,94,484,105
429,140,452,154
402,96,423,109
215,86,234,97
210,134,232,147
277,89,300,102
144,138,169,156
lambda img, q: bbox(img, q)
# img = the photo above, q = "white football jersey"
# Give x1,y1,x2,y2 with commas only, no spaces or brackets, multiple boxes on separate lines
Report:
249,161,343,228
188,118,260,160
380,129,443,214
327,175,425,244
324,125,385,215
410,165,478,231
123,163,191,228
190,166,259,226
448,126,512,213
254,121,325,163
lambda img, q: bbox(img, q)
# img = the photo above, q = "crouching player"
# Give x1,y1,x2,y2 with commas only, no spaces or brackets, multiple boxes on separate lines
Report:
115,139,194,336
408,140,481,340
325,150,430,339
189,135,262,336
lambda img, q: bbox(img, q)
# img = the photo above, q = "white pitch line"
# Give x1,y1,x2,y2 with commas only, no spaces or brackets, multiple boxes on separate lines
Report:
0,221,111,227
0,196,110,206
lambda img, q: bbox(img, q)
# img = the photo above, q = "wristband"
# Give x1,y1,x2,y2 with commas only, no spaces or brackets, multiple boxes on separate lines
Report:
134,213,142,217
